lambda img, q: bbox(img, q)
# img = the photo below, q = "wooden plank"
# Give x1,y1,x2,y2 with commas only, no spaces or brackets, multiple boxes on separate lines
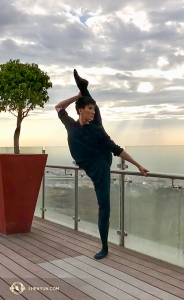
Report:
3,235,69,260
61,257,159,300
31,223,103,256
33,218,100,244
21,232,80,257
121,247,184,274
31,227,94,257
101,247,184,281
100,256,184,299
0,249,71,300
0,237,45,264
39,261,128,300
32,223,184,290
105,251,184,290
0,278,26,300
33,219,184,281
31,227,184,299
76,255,181,300
34,217,184,275
0,263,48,300
11,234,69,259
2,216,183,300
0,244,94,300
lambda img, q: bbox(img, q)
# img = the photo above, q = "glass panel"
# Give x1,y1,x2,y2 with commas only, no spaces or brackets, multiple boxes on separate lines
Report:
78,170,120,244
45,146,73,165
34,181,43,218
124,174,184,267
78,170,98,237
0,147,43,154
20,147,43,153
111,156,121,170
125,145,184,174
44,167,75,229
0,147,14,153
45,146,121,169
110,173,121,244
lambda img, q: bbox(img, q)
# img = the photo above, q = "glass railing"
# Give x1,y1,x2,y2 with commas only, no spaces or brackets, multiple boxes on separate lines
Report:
125,145,184,174
36,165,184,268
124,173,184,267
43,166,75,228
0,147,43,154
2,145,184,266
77,170,120,244
0,147,14,153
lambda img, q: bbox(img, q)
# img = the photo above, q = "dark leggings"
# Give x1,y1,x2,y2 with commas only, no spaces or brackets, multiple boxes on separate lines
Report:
85,160,111,250
94,170,110,249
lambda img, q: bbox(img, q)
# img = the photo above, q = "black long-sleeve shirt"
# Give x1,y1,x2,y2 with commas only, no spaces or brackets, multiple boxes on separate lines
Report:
58,107,123,169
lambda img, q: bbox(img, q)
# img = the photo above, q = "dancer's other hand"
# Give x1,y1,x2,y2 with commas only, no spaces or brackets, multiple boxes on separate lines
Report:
138,166,149,176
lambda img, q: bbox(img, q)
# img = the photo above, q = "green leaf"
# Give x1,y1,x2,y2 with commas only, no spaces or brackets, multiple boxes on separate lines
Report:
21,83,27,90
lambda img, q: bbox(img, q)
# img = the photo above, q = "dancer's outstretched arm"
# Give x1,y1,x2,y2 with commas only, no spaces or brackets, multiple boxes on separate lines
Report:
99,127,149,176
119,151,149,176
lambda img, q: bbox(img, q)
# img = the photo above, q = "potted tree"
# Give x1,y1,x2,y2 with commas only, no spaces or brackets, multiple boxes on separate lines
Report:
0,59,52,234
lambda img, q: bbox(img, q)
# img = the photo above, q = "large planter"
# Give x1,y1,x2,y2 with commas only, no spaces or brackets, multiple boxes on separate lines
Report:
0,154,47,235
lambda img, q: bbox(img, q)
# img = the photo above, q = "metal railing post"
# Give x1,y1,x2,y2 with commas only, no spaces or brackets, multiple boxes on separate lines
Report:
120,173,125,247
74,169,79,230
41,148,45,219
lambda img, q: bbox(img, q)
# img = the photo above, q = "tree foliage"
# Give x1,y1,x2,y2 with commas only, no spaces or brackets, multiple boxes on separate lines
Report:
0,59,52,153
0,59,52,116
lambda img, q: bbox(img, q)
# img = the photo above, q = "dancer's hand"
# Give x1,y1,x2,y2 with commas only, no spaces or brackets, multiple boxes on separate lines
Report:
138,166,149,176
78,92,82,98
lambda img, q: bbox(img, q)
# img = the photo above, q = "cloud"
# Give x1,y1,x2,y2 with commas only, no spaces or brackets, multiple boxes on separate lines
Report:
0,0,184,146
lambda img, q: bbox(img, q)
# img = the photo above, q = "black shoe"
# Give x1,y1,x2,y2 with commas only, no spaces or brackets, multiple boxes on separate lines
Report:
94,248,108,260
74,69,89,94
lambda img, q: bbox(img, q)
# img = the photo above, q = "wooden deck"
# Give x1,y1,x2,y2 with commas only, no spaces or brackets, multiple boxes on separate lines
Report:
0,217,184,300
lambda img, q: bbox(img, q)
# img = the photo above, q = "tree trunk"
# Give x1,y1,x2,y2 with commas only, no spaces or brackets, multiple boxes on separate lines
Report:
14,111,22,154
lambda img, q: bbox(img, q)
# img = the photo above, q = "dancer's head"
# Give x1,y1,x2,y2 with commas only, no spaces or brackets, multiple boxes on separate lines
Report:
75,96,96,121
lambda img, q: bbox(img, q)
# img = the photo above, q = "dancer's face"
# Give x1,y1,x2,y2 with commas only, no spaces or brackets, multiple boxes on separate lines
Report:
79,104,95,121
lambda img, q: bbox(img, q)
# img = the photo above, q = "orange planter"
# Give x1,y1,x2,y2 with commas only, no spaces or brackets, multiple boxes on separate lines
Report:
0,154,47,235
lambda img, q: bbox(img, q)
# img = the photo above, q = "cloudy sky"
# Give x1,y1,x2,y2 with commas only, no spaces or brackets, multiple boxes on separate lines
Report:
0,0,184,148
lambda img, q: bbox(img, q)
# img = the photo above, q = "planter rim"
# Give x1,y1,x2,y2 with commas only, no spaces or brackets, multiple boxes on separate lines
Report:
0,154,47,156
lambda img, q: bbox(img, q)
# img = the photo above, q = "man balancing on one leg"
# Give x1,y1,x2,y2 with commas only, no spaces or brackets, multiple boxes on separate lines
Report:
55,70,149,260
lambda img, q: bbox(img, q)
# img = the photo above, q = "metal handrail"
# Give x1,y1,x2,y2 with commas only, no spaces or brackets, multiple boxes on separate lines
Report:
46,165,184,180
43,164,184,247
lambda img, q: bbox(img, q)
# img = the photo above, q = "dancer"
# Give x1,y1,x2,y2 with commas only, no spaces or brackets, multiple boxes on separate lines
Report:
55,70,149,260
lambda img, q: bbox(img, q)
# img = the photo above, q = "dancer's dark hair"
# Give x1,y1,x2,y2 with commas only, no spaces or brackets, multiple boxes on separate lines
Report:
75,96,96,115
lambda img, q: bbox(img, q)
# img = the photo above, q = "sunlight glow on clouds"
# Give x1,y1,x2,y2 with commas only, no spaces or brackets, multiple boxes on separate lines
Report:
174,48,184,56
109,81,121,88
137,82,153,93
85,15,108,35
13,1,48,15
162,86,184,91
132,64,184,81
116,7,152,31
100,103,181,121
157,57,169,67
